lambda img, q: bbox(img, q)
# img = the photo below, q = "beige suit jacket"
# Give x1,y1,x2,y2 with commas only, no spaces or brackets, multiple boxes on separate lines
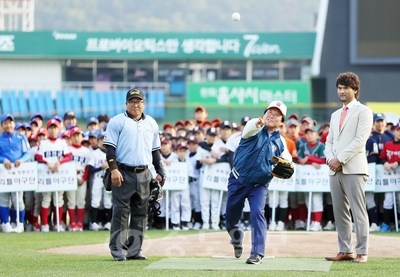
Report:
324,101,373,176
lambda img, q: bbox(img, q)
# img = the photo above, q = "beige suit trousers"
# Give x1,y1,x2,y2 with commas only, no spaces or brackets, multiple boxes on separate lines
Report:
329,172,369,254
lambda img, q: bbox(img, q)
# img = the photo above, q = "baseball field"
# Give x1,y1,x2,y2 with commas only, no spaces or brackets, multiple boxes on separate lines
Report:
1,230,400,276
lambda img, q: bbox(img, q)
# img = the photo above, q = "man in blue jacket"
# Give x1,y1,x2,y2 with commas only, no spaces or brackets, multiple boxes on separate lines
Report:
0,114,30,233
225,101,293,264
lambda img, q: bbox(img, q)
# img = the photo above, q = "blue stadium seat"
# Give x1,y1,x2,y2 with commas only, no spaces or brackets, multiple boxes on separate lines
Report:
37,91,46,118
62,91,73,114
89,90,99,117
155,90,166,118
44,91,55,118
18,91,29,118
9,91,19,116
28,91,38,118
105,91,115,117
70,91,82,118
1,91,11,114
81,89,91,118
55,91,65,117
146,90,156,117
97,91,107,115
169,81,185,96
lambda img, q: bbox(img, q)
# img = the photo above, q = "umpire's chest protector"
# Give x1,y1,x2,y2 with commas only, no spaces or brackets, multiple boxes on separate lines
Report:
233,128,284,187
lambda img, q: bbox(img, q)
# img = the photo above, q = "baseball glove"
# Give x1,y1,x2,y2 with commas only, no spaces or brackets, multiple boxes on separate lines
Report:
271,156,294,179
148,181,163,215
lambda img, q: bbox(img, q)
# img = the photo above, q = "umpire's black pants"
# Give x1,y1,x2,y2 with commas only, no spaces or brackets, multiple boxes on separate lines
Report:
109,168,152,259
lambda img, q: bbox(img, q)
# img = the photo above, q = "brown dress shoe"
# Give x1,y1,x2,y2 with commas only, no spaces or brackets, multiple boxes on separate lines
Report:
354,254,368,263
325,252,356,261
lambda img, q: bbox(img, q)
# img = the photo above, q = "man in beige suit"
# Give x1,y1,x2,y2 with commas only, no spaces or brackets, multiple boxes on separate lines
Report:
324,72,373,264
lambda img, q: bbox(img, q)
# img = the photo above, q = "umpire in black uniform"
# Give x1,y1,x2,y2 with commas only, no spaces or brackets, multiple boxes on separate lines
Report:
104,88,165,261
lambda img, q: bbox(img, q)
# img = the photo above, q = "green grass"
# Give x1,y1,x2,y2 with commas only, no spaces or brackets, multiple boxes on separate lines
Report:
1,231,400,277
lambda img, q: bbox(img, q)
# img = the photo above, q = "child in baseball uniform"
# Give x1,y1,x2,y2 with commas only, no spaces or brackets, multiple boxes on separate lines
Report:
210,121,233,230
88,131,112,231
31,129,48,232
378,123,400,232
186,136,202,230
66,127,91,231
35,119,72,232
158,139,178,229
297,126,326,231
170,142,192,230
23,133,38,231
196,127,219,230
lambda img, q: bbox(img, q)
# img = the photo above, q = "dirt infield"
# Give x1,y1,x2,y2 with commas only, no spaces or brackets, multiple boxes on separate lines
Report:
41,231,400,258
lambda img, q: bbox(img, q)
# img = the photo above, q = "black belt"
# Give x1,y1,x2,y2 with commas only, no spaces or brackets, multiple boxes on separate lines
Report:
117,163,148,173
189,177,198,182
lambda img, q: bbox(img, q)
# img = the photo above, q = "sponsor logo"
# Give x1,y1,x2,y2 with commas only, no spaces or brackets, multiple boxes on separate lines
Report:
243,34,281,58
0,35,15,51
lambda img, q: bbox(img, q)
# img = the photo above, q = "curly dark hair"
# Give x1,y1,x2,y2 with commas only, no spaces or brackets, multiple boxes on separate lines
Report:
336,72,360,99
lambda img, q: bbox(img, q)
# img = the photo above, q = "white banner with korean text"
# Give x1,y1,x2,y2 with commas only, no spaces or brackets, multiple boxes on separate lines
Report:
375,164,400,193
0,162,38,192
366,163,376,192
294,164,330,192
162,161,189,190
36,162,78,192
268,164,297,192
201,163,230,192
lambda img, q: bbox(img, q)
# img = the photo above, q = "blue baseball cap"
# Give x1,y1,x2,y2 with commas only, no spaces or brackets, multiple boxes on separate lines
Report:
52,115,62,122
88,130,99,138
14,122,25,130
97,130,106,140
30,113,43,122
373,113,385,122
1,114,14,123
86,117,99,126
23,122,32,130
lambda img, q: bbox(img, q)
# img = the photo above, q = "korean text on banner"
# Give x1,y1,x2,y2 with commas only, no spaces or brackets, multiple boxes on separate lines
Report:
366,163,376,192
201,163,231,191
162,161,189,191
375,164,400,193
0,162,38,193
36,162,78,192
295,164,330,192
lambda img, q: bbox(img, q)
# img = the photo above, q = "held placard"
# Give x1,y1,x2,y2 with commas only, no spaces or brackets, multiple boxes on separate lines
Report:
162,161,189,191
0,162,38,192
36,162,78,192
375,164,400,193
295,164,330,192
201,163,231,192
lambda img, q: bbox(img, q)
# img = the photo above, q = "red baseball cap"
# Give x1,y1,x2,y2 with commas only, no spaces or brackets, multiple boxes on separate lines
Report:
46,119,61,129
163,123,174,131
37,128,48,136
195,106,207,113
69,126,83,136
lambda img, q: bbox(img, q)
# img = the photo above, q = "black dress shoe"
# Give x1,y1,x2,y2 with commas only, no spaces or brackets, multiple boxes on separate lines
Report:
114,256,126,261
127,252,148,260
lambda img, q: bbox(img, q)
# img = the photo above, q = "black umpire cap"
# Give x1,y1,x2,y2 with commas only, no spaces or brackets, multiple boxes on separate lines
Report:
126,89,145,102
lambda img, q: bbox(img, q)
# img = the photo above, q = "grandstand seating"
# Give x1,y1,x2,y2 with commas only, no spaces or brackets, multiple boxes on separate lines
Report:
1,89,166,120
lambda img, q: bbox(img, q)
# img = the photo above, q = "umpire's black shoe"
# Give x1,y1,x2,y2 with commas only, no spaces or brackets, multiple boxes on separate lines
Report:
113,256,126,262
230,229,245,258
127,252,148,260
246,254,263,265
233,244,243,258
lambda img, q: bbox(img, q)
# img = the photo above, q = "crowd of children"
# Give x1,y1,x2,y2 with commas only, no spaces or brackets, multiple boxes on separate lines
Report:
0,106,399,233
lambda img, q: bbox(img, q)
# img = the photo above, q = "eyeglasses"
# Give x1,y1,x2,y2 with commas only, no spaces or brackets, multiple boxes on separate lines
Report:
266,110,282,118
127,100,144,106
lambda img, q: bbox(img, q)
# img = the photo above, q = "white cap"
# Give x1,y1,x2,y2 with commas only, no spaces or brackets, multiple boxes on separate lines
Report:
267,101,287,116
